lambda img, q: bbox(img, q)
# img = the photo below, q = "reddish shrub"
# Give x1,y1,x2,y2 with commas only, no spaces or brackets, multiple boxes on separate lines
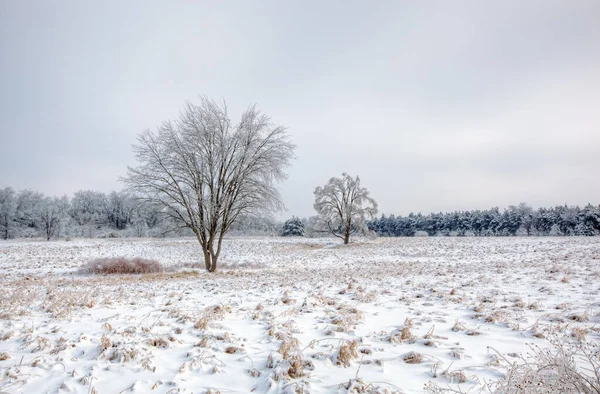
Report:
80,257,163,275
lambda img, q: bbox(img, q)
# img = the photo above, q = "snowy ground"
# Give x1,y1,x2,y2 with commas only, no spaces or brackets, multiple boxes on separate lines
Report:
0,237,599,393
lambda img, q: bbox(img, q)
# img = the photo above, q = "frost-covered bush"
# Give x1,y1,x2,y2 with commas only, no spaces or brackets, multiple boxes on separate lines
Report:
79,257,163,275
489,338,600,393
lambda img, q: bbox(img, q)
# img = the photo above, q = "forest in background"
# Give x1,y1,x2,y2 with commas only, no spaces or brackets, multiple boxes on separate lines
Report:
1,187,599,240
367,203,600,237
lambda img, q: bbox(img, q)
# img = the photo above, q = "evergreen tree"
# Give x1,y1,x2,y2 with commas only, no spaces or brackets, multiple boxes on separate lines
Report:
281,216,305,237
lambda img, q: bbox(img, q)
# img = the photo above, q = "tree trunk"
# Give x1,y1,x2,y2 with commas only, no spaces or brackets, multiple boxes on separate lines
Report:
201,243,220,272
203,247,212,271
2,216,7,240
343,230,350,244
209,254,218,272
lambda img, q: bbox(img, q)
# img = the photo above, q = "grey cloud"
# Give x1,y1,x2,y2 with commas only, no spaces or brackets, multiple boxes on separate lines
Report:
1,1,599,218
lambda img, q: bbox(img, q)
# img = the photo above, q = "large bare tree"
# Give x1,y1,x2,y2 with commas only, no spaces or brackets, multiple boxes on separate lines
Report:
313,173,378,244
124,97,295,272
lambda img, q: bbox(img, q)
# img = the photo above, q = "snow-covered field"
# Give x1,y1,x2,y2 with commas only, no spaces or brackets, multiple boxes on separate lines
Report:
0,237,599,393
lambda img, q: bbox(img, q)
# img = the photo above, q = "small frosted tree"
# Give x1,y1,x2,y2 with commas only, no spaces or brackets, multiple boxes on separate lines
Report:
281,216,304,237
15,189,44,236
313,173,378,244
37,196,68,241
0,187,17,240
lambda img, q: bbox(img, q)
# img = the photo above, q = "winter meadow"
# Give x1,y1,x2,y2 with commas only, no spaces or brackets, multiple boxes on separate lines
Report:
1,99,599,394
2,2,600,394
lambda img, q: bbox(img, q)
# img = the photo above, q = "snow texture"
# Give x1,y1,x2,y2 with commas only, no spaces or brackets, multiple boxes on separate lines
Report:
0,237,599,393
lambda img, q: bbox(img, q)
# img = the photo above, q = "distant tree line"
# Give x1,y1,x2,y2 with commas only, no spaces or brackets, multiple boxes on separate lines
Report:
2,186,599,240
0,186,282,240
367,203,600,237
0,187,176,240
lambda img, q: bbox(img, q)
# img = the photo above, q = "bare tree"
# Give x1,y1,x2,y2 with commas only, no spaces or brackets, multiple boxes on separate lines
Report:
123,96,295,272
37,197,68,241
313,173,378,244
0,187,17,240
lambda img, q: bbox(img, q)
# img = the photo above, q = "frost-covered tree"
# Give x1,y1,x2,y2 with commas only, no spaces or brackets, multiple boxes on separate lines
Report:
70,190,108,236
515,203,535,235
559,205,579,235
124,96,295,272
301,216,321,238
576,204,600,236
15,190,44,237
228,214,278,236
281,216,304,237
534,207,554,235
313,173,378,244
37,196,68,241
108,191,133,230
0,187,17,240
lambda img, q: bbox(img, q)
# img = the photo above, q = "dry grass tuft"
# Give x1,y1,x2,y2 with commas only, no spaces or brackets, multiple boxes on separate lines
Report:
147,337,169,348
98,335,111,353
401,318,414,341
340,377,402,393
224,346,244,354
445,370,467,383
571,327,588,342
0,352,9,360
105,344,140,363
451,320,466,332
281,291,296,305
1,331,13,341
287,356,304,378
403,351,424,364
194,304,231,331
80,257,163,275
210,304,231,319
42,287,97,319
568,313,589,322
277,333,300,360
248,368,261,377
333,339,358,367
451,348,464,359
388,318,415,343
330,306,364,332
485,310,513,324
513,299,526,309
194,317,209,330
353,286,378,303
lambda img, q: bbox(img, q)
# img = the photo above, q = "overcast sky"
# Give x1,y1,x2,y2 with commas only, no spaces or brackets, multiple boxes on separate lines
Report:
1,1,599,218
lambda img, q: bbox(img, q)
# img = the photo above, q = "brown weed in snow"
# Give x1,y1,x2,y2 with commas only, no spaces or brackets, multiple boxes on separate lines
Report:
80,257,163,275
